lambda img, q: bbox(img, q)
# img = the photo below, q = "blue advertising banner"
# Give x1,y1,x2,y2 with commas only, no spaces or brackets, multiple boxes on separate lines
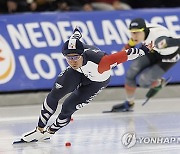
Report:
0,8,180,92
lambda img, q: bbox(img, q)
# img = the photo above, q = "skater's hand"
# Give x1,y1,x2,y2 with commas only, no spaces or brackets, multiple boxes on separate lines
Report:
140,41,154,54
71,27,82,40
155,36,168,49
126,42,153,60
146,41,154,51
126,48,146,60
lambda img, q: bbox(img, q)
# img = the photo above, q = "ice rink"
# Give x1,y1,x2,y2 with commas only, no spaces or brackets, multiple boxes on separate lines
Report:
0,98,180,154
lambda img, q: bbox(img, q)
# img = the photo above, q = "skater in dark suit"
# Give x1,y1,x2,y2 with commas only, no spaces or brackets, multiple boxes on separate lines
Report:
17,27,151,143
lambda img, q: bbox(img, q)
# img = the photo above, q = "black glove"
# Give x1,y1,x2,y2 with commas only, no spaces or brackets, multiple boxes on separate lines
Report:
71,27,82,40
155,36,180,49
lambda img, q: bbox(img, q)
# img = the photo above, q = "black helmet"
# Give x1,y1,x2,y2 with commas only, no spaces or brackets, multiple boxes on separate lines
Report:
62,38,84,56
129,18,147,32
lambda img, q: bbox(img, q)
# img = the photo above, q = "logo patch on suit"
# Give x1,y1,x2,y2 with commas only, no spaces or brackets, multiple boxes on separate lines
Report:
55,83,63,89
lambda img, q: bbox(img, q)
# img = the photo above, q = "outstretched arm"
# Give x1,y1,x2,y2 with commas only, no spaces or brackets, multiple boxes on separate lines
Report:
155,36,180,49
98,50,127,74
98,46,149,74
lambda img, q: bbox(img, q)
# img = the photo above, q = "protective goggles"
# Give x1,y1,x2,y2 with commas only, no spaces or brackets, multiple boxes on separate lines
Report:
65,55,81,61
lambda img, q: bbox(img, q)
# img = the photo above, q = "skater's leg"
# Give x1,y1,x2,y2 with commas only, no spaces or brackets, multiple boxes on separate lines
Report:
22,68,82,142
111,56,151,112
141,62,176,105
138,64,165,88
48,79,110,133
125,56,151,102
38,67,81,129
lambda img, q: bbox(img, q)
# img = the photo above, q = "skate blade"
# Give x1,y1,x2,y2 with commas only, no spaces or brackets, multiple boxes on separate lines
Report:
102,110,113,113
142,77,172,106
13,139,38,144
163,77,172,87
102,109,133,113
43,137,50,141
142,98,150,106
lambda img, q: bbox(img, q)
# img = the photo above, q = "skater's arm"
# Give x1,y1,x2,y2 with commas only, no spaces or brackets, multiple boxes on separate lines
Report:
155,36,180,49
98,50,127,74
98,46,149,74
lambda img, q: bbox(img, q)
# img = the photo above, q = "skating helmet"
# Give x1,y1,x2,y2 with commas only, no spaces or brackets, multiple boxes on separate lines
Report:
62,38,84,56
129,18,147,32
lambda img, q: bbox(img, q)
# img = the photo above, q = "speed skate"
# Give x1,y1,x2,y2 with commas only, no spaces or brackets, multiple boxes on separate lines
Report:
142,77,172,106
13,138,38,144
13,127,53,144
13,137,50,144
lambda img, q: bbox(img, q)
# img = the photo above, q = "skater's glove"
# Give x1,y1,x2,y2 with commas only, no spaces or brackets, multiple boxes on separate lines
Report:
155,36,180,48
155,36,168,49
71,27,82,40
125,48,147,60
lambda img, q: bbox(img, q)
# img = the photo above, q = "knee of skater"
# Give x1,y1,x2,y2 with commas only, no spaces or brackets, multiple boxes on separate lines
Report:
58,113,72,123
47,93,60,102
126,77,137,88
138,75,151,88
126,71,136,81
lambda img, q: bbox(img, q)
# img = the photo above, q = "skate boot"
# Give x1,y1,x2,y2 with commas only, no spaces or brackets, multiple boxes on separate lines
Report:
41,126,55,140
142,77,171,106
146,78,167,98
22,127,45,142
111,100,135,112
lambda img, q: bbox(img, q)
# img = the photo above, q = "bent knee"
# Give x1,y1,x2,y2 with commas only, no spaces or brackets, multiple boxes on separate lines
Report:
138,74,151,88
125,67,140,87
